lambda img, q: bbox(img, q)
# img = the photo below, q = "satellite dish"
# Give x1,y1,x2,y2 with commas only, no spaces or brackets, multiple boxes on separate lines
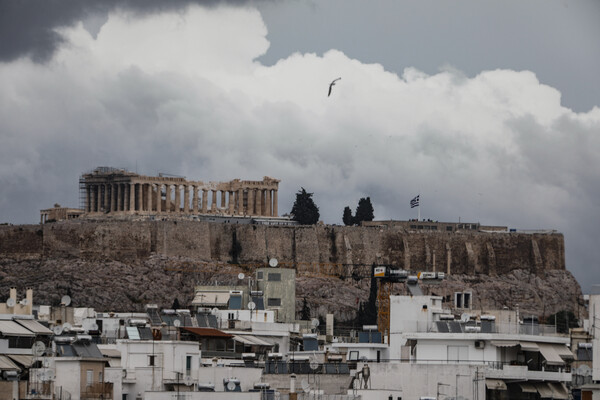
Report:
173,319,181,327
184,375,193,386
269,258,278,267
32,341,46,357
238,273,245,280
63,322,72,332
248,302,256,310
61,295,71,306
53,325,64,335
311,318,320,328
211,308,219,315
309,360,319,370
227,381,237,391
6,298,15,307
301,379,311,393
20,299,29,306
460,313,471,323
90,323,99,331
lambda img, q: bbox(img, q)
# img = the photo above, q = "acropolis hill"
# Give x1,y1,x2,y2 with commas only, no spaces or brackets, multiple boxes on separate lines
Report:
0,167,585,322
0,219,583,323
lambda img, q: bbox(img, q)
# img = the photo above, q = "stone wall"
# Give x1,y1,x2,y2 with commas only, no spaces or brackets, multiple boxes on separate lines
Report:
0,221,579,321
2,221,565,273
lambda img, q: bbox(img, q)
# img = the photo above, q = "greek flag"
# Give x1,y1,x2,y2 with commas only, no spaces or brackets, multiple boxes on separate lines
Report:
410,195,420,208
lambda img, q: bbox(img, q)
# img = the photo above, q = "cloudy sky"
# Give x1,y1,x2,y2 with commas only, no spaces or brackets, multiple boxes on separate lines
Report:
1,0,599,292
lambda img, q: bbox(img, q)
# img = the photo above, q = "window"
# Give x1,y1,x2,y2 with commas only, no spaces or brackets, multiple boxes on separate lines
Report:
267,298,281,307
186,355,192,375
455,292,472,309
86,369,94,386
268,273,281,282
446,226,453,231
349,351,359,361
257,271,263,280
148,355,156,366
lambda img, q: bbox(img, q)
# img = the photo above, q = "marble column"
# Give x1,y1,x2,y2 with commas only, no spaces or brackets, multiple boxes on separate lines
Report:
211,190,217,212
86,186,91,212
228,191,235,214
147,184,153,211
266,189,272,217
238,188,244,215
129,183,135,212
91,186,96,212
183,185,190,213
156,185,162,212
123,184,127,212
247,189,254,216
202,189,208,213
135,184,141,211
165,185,171,212
96,185,102,212
273,189,278,217
104,184,110,212
255,189,262,216
192,186,198,213
110,184,116,213
174,185,181,213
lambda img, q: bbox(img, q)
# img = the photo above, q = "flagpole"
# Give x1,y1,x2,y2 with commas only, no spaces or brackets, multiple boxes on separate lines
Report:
418,203,420,222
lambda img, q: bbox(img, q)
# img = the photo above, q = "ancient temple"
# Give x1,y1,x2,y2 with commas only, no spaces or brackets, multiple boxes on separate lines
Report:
80,167,280,217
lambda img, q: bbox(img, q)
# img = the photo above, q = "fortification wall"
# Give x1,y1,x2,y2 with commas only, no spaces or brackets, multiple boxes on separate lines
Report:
0,221,565,274
0,221,576,319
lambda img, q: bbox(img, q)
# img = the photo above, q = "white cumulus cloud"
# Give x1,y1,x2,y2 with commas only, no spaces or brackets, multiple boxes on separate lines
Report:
0,4,599,291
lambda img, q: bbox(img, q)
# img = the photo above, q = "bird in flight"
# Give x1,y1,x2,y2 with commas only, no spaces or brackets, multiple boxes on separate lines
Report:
328,77,341,97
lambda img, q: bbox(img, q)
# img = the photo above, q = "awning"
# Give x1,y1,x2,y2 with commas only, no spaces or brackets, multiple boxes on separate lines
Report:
491,340,519,347
485,379,507,391
548,382,569,399
233,335,274,347
0,356,20,371
192,291,230,307
520,341,540,352
539,343,565,365
7,355,33,367
519,383,538,393
554,344,574,360
14,319,53,335
99,348,122,358
535,382,555,398
0,320,35,337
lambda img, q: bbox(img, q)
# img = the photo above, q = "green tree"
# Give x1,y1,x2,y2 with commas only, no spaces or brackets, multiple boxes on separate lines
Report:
354,197,374,224
357,264,378,326
342,206,353,226
547,310,578,333
291,187,320,225
300,297,311,320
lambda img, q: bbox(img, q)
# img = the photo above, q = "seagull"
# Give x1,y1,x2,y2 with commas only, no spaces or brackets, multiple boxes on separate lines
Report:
328,77,341,97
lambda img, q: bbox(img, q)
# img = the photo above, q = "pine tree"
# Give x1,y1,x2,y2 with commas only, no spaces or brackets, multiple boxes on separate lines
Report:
300,297,311,320
343,206,354,226
291,188,320,225
354,197,375,224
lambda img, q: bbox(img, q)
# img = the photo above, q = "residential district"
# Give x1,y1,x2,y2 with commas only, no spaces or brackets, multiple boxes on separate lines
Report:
1,167,597,400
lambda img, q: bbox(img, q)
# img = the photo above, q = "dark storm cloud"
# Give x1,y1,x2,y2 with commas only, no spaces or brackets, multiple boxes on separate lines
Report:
0,0,257,62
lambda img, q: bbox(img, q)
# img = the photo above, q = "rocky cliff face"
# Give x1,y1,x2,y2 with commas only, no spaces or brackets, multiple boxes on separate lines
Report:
0,221,582,323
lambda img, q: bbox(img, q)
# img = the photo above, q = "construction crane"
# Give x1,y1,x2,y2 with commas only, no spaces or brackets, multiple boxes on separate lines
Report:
373,266,445,343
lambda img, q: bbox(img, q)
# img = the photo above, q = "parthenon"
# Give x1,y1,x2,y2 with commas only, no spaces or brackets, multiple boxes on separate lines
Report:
80,167,280,217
